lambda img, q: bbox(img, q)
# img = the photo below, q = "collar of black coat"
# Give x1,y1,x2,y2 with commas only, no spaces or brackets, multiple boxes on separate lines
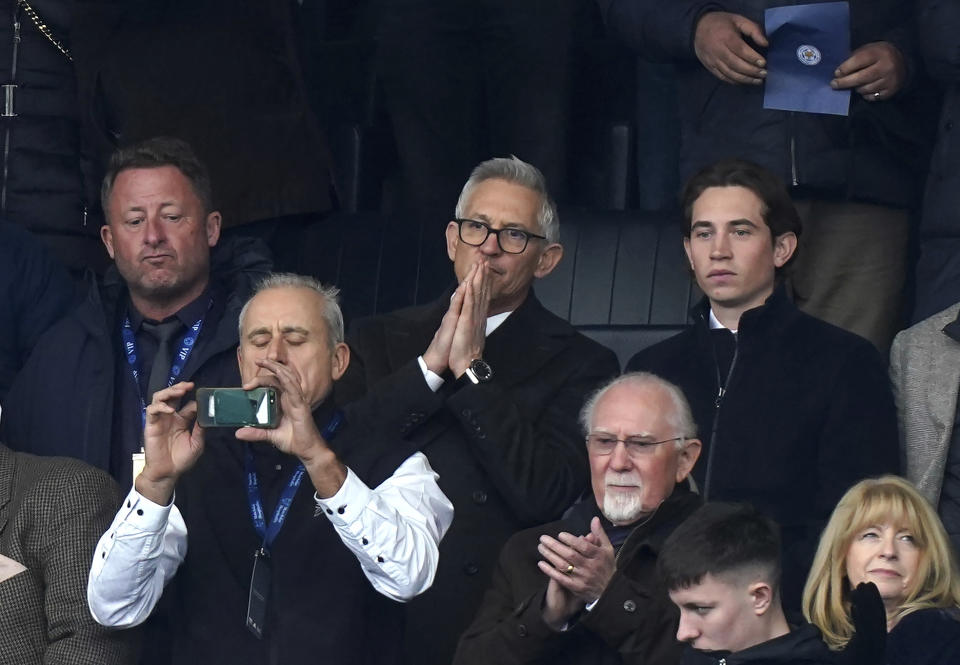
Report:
691,282,796,342
565,480,701,550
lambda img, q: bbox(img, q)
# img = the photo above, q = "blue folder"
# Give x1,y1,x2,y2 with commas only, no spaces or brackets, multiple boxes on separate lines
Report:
763,2,850,116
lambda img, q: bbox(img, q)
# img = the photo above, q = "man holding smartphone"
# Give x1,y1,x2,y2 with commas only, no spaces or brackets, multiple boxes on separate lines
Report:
88,274,454,665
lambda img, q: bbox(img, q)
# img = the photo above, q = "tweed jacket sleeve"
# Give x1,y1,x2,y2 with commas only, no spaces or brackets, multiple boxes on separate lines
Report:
0,452,138,664
889,304,960,506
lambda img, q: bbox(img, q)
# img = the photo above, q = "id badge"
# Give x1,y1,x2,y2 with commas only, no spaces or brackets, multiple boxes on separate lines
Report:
246,549,272,639
132,451,146,486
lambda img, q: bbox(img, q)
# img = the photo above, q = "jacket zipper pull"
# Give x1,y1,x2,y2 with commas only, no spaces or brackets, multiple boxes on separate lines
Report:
715,387,725,408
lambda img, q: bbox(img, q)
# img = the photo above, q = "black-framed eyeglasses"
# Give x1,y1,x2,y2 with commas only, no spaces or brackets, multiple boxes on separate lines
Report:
454,218,546,254
585,434,684,458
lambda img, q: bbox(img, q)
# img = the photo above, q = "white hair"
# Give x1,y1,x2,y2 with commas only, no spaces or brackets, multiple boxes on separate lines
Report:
579,371,698,447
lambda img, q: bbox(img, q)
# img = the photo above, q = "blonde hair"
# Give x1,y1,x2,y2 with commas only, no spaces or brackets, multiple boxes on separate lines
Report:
802,475,960,650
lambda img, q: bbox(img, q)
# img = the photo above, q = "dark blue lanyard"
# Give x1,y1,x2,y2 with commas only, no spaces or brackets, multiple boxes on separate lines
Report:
120,304,209,429
244,410,344,555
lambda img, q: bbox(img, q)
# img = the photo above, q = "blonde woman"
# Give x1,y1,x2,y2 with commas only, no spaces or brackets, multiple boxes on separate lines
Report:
803,475,960,664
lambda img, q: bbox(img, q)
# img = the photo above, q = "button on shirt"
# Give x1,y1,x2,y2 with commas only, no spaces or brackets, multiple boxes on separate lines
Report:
87,452,453,627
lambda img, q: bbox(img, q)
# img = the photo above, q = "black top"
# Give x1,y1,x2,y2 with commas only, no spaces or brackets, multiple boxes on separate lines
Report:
627,286,900,608
155,402,408,665
0,236,271,486
886,608,960,665
680,623,834,665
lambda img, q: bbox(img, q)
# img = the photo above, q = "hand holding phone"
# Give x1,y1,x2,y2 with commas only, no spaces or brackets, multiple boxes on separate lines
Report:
137,381,205,504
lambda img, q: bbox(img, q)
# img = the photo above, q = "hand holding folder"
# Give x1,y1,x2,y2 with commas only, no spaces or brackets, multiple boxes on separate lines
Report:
763,2,852,116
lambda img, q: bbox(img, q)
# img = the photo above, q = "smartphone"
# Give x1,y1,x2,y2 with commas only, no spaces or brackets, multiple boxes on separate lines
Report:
196,387,279,429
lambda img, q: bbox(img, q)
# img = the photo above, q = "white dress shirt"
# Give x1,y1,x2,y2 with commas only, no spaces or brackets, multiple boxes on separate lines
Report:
708,309,738,334
88,452,453,628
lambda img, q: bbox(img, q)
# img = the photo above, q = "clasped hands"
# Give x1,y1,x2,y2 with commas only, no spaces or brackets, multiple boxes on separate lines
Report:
694,11,905,100
423,260,492,379
538,517,616,631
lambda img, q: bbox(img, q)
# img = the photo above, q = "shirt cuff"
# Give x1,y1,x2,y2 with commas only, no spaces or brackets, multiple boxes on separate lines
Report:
416,356,445,393
313,468,372,525
116,487,175,532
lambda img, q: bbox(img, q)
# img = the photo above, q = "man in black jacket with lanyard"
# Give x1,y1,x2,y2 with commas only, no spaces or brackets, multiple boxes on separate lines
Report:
454,372,702,665
1,137,269,488
88,274,453,664
627,159,899,610
337,156,620,664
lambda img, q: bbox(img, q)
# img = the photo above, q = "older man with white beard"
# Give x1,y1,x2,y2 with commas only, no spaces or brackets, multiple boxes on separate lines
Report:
453,372,703,665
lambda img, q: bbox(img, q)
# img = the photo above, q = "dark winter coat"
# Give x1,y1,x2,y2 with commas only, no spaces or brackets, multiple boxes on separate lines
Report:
0,236,271,476
0,0,97,236
626,286,899,607
0,221,76,403
454,485,703,665
679,623,835,665
886,608,960,665
918,0,960,239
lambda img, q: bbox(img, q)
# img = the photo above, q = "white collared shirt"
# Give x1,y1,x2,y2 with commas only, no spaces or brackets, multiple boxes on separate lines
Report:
708,309,738,334
87,452,453,628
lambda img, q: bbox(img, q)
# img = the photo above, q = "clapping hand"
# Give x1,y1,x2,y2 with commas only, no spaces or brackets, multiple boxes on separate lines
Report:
538,518,617,630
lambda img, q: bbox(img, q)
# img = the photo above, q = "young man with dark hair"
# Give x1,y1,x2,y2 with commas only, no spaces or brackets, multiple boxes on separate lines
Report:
659,503,833,664
627,159,898,609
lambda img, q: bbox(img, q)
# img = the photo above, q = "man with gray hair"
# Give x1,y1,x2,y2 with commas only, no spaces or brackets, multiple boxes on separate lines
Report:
338,156,620,664
88,274,453,665
454,372,702,665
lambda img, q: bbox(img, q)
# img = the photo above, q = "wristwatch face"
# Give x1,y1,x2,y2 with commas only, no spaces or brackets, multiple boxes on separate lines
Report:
469,359,493,382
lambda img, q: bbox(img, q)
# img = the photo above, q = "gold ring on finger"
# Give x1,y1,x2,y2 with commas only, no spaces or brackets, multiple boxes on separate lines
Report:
565,564,575,575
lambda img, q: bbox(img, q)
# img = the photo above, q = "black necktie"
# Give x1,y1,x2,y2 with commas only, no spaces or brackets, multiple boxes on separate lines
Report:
143,319,183,402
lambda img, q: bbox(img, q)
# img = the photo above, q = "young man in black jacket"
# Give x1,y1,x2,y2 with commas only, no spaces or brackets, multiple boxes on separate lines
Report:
659,503,834,665
627,159,899,609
